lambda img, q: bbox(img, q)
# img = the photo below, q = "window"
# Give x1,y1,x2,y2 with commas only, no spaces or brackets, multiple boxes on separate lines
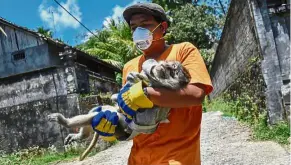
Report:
12,51,25,61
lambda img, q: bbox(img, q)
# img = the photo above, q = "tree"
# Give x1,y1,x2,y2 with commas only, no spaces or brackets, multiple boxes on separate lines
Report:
195,0,229,15
152,0,193,11
76,19,141,84
77,19,140,69
152,0,229,49
36,27,53,38
165,4,219,49
153,0,229,16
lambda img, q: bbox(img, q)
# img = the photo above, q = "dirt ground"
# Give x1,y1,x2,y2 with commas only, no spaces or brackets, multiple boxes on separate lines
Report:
52,111,290,165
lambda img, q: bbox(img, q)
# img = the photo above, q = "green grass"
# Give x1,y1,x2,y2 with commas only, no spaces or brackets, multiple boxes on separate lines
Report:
0,146,81,165
203,97,236,117
0,152,79,165
203,98,290,145
0,140,119,165
252,114,290,145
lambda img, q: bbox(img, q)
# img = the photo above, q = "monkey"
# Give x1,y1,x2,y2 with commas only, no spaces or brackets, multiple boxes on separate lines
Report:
48,105,130,160
47,59,191,161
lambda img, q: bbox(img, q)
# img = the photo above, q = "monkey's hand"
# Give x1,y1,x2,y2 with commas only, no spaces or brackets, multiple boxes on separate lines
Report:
117,81,153,123
127,72,149,86
48,113,69,127
64,133,81,145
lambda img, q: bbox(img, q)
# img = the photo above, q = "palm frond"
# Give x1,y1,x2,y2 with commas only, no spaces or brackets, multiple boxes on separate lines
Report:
78,20,139,66
102,59,123,70
86,48,121,61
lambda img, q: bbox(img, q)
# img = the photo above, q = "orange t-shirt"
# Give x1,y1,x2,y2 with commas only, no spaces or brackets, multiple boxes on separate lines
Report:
122,42,213,165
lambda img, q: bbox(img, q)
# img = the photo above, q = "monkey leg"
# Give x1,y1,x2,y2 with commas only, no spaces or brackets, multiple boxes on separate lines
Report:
48,112,98,128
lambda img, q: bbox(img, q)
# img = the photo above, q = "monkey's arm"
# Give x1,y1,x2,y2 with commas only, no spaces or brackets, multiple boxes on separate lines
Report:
48,112,98,128
146,83,206,108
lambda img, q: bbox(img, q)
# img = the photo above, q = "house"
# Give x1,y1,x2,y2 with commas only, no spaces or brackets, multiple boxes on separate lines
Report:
0,17,121,153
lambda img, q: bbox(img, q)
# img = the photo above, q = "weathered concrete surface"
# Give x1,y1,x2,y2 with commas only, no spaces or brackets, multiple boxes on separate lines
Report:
210,0,290,124
88,74,119,94
0,64,119,153
210,0,260,98
269,10,290,122
0,68,77,153
76,65,119,95
270,14,290,81
0,68,67,108
0,96,75,153
0,18,121,154
250,0,286,124
79,95,114,114
0,44,58,78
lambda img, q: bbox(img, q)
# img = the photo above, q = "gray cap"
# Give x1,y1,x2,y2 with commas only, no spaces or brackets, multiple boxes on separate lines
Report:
123,2,168,25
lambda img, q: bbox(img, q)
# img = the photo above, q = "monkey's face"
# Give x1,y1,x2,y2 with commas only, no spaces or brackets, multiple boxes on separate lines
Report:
144,59,191,89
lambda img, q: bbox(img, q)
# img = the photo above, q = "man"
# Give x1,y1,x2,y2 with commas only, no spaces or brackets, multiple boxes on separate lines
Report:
91,2,213,165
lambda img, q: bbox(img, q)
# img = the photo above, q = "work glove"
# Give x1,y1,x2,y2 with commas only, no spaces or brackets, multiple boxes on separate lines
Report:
91,107,119,142
117,81,153,123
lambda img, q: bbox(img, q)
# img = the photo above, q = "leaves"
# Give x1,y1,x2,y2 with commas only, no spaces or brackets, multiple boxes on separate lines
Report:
77,19,141,67
76,1,230,83
200,48,215,71
75,19,142,84
152,0,193,11
36,27,53,38
167,4,221,49
102,59,123,70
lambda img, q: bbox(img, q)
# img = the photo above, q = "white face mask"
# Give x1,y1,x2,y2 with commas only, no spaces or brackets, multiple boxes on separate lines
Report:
132,23,162,50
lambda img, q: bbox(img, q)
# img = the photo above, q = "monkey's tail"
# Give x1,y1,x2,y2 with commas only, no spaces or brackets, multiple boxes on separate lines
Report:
79,132,99,161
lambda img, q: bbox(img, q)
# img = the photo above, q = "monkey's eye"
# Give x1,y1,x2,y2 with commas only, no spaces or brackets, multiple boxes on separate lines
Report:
160,71,166,79
172,64,177,69
169,70,175,78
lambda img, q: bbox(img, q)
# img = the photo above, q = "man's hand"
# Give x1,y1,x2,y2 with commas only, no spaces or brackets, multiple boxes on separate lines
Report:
91,107,119,141
117,81,154,123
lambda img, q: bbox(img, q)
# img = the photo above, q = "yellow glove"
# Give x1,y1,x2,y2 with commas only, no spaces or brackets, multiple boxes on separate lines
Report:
91,107,118,142
117,81,153,123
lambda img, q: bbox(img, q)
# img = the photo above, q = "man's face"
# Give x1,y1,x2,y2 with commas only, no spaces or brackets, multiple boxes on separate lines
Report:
129,13,167,52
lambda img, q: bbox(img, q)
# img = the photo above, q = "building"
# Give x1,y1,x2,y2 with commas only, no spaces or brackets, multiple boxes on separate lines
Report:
0,17,120,152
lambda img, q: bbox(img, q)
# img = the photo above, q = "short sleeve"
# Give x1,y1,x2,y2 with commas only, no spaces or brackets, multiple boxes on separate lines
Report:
121,55,144,86
122,65,128,86
177,42,213,95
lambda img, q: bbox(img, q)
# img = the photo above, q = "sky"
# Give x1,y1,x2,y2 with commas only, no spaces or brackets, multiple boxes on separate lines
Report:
0,0,148,46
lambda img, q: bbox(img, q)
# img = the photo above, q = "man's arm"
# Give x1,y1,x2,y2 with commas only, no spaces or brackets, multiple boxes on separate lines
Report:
146,83,206,108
